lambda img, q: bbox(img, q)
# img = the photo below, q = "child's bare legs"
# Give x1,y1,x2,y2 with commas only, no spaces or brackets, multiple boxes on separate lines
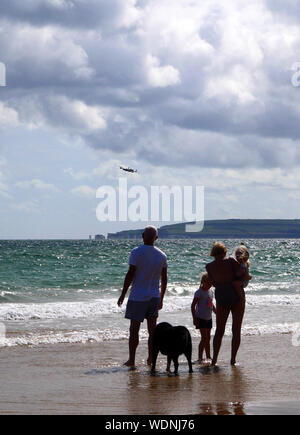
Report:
199,328,212,361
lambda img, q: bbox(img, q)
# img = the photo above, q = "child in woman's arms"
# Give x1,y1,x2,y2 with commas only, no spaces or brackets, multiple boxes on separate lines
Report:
232,244,252,302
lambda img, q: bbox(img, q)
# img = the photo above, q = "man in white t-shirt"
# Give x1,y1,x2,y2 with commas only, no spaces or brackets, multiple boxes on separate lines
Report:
118,226,168,368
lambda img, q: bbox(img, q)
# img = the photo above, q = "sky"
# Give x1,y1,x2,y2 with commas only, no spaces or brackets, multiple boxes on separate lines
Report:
0,0,300,239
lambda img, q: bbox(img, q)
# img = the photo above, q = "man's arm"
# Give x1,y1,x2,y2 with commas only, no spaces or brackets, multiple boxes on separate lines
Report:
159,267,168,310
117,265,136,307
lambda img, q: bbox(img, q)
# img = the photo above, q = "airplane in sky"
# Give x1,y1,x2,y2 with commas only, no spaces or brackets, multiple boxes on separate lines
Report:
120,166,138,173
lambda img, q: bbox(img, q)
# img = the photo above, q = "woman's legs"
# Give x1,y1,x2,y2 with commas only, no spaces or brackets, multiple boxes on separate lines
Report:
230,300,245,365
212,305,230,366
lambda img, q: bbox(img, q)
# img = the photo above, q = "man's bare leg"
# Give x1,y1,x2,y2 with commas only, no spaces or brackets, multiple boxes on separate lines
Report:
146,316,158,366
124,320,141,367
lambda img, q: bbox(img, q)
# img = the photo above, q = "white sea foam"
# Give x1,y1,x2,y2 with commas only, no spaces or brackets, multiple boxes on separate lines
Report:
0,299,120,321
0,322,298,348
0,292,299,322
0,290,299,348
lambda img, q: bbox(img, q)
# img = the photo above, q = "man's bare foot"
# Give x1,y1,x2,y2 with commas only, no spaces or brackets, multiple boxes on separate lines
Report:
230,359,236,366
124,360,136,368
211,359,217,367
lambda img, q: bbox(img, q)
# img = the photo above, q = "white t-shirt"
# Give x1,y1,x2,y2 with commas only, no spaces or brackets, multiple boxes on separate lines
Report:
194,287,214,320
128,245,167,302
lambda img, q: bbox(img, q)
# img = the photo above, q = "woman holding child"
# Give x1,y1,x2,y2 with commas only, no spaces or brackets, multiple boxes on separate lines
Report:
205,242,251,366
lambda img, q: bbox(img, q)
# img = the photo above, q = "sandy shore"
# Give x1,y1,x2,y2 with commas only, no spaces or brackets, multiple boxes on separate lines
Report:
0,334,299,415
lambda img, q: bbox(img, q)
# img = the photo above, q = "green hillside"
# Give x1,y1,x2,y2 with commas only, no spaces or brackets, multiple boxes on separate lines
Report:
107,219,300,239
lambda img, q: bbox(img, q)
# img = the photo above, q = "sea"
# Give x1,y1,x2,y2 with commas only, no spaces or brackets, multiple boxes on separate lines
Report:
0,239,299,348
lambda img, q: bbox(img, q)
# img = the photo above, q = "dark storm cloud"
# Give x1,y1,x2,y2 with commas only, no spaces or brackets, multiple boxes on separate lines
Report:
0,0,136,31
265,0,300,22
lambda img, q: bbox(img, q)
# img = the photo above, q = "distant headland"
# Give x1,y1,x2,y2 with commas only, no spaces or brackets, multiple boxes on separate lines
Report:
106,219,300,239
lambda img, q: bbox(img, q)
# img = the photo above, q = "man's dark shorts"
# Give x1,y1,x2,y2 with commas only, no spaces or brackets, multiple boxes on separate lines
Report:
125,297,160,323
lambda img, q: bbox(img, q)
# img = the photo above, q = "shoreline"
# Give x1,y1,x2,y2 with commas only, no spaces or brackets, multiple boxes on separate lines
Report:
0,333,299,415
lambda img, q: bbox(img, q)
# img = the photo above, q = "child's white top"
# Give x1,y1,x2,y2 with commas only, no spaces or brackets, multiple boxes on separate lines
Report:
239,262,249,288
194,287,214,320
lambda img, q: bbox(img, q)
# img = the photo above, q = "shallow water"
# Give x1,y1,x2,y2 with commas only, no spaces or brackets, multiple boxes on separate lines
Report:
1,335,299,415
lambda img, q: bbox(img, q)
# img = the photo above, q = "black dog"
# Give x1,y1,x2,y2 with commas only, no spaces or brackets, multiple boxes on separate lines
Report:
151,322,193,375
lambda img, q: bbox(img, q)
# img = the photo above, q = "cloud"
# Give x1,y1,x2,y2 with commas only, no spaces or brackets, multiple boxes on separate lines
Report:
44,96,107,132
10,200,40,213
0,159,12,199
146,55,181,88
64,167,91,181
265,0,300,22
0,0,300,170
15,178,59,193
71,185,96,198
0,181,11,199
0,102,19,130
0,22,95,87
0,0,142,31
6,94,107,138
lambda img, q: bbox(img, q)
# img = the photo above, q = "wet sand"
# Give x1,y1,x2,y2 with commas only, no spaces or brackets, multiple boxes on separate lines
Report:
0,334,299,415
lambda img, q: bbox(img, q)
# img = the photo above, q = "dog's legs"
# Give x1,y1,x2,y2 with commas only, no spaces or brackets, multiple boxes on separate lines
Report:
166,355,171,372
173,356,179,375
185,344,193,373
185,352,193,373
151,347,159,374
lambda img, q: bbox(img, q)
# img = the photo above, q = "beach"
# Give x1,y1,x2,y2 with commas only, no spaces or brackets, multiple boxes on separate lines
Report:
0,333,299,415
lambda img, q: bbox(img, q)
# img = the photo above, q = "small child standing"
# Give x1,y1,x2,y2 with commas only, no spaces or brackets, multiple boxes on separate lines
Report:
191,272,216,363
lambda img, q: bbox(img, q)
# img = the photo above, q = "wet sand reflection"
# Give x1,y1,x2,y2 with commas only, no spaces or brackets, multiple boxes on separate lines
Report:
122,362,249,415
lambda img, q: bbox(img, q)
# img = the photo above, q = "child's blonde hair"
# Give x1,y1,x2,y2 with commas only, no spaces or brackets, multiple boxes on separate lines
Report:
235,244,250,267
200,272,211,285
